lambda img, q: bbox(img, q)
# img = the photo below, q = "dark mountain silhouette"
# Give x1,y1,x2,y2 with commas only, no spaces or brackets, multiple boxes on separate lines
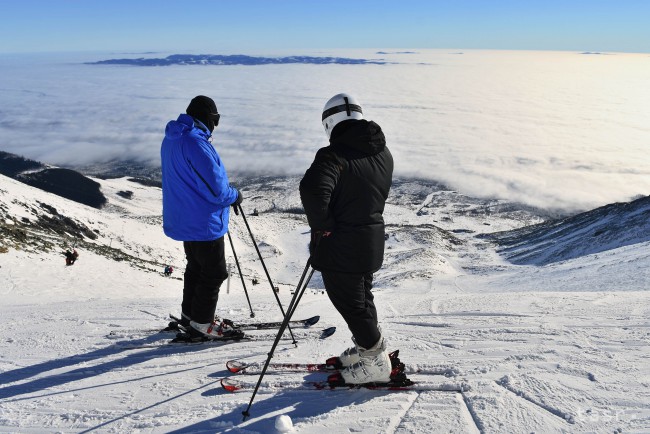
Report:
87,53,388,66
0,151,44,177
18,168,107,209
72,159,162,186
0,151,107,209
483,195,650,265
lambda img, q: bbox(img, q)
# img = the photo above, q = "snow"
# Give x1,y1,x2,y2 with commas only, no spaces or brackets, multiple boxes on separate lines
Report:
1,173,649,433
275,414,294,432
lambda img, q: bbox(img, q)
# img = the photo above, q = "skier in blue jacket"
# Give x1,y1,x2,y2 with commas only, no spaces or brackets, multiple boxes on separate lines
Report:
161,95,242,340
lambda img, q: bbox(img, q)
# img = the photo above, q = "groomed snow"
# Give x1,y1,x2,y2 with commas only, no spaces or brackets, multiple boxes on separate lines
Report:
1,174,648,433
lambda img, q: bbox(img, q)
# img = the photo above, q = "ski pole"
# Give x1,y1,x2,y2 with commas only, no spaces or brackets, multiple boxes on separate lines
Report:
285,268,315,323
241,258,314,421
227,231,255,318
236,203,298,343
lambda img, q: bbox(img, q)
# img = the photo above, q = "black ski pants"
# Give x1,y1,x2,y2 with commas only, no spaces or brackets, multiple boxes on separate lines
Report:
182,238,228,324
321,270,381,349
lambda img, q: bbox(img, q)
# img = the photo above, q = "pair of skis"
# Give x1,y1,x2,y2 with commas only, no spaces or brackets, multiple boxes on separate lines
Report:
168,314,335,343
221,377,468,392
221,350,470,392
168,314,322,332
109,314,335,348
221,377,423,392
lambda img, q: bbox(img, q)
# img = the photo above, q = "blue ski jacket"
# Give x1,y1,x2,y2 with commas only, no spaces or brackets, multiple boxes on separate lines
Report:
161,114,238,241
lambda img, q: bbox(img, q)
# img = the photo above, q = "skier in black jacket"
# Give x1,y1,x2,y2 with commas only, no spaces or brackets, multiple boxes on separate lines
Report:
300,93,394,384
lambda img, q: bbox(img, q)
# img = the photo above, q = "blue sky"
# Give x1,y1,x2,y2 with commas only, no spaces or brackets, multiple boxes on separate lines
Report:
0,0,649,54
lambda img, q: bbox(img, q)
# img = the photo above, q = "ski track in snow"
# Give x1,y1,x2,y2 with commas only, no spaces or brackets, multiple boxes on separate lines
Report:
0,174,649,433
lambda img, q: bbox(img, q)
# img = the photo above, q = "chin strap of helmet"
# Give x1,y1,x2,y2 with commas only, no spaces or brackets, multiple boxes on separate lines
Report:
343,96,351,116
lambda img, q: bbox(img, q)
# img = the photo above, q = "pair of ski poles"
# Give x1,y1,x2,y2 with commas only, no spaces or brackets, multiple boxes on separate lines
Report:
238,228,320,421
228,204,313,346
227,203,317,420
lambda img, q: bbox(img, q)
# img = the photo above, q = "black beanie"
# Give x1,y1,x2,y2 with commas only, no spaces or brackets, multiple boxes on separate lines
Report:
186,95,219,132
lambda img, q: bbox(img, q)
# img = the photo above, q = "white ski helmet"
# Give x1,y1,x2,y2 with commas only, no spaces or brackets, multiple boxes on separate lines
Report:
321,93,363,138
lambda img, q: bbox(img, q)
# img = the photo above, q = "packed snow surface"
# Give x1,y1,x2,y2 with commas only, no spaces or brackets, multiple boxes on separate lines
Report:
0,174,649,433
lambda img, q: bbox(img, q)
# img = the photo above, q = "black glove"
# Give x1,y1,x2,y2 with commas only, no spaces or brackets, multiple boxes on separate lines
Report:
309,230,330,255
231,188,243,215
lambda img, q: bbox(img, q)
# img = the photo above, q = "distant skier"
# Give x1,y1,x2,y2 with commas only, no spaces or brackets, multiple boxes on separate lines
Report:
64,249,79,266
300,93,394,384
163,265,174,276
160,95,243,339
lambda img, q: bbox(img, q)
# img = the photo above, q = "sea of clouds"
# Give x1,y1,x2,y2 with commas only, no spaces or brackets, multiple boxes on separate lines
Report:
0,49,648,212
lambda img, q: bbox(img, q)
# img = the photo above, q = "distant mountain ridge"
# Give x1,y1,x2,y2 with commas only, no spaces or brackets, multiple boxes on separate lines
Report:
0,151,107,209
483,195,650,265
87,53,389,66
72,159,162,187
2,151,647,272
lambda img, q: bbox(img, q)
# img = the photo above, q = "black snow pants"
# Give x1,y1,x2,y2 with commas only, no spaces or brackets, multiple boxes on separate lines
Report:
321,270,381,349
182,238,228,324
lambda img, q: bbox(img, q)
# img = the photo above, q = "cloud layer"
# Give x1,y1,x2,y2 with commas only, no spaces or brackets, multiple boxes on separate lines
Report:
0,49,648,212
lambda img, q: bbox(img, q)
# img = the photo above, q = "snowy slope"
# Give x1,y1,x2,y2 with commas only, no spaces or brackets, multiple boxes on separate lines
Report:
484,195,650,265
1,174,649,433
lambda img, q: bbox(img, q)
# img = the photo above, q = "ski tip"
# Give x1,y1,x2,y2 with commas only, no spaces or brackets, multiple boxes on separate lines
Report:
305,315,320,326
320,326,336,339
226,360,248,374
221,378,243,392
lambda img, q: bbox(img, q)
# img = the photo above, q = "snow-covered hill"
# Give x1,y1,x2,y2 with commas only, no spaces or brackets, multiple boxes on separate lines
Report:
1,173,648,433
484,195,650,265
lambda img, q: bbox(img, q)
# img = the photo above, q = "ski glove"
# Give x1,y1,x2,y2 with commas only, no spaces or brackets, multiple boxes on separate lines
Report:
309,230,331,256
231,188,243,215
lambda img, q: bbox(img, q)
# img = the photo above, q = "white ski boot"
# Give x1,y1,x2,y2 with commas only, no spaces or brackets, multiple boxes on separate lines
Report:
340,336,391,384
339,337,361,367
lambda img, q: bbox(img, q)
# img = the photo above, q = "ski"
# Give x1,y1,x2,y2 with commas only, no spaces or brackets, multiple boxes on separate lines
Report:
220,350,471,392
111,326,336,350
168,326,335,343
171,330,247,343
223,315,321,330
220,376,470,393
226,359,339,375
226,350,401,375
108,315,323,338
113,337,248,350
107,321,184,337
170,314,321,331
167,314,334,340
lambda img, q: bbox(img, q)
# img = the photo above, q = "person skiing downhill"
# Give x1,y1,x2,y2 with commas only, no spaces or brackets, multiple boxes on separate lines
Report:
160,95,243,340
300,93,394,384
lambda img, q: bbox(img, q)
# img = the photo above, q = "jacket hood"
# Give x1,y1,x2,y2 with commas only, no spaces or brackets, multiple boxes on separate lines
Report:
164,114,210,140
329,119,386,156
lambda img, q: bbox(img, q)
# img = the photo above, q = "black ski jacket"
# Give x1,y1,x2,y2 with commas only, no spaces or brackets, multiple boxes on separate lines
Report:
300,119,393,273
